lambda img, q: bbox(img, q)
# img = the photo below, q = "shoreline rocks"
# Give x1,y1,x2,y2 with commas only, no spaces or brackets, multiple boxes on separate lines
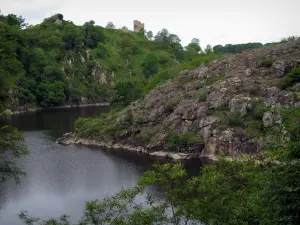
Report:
2,103,110,116
56,133,217,161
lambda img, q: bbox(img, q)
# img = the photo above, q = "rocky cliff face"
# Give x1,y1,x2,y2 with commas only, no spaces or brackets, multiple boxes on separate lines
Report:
61,40,300,158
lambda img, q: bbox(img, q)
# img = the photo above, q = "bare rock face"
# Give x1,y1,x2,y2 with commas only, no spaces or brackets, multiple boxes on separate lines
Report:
72,41,300,158
271,60,288,78
262,110,282,126
244,68,253,76
229,95,252,116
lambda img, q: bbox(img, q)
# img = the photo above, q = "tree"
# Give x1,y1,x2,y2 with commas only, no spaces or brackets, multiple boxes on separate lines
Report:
172,42,184,61
146,31,153,40
83,22,105,48
56,13,64,20
184,46,198,61
17,107,300,224
106,22,115,29
213,44,223,53
110,81,142,104
62,23,83,50
191,38,200,45
95,43,108,58
154,28,169,42
212,42,263,53
43,64,66,82
204,44,212,54
0,126,28,183
187,38,202,53
142,52,159,77
168,34,181,45
4,14,27,28
36,81,66,107
0,48,28,183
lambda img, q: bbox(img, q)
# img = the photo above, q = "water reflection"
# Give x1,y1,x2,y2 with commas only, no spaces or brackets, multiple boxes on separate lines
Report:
0,106,206,225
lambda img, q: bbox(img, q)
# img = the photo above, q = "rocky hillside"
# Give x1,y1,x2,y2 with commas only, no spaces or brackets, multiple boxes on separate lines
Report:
59,40,300,158
0,13,192,113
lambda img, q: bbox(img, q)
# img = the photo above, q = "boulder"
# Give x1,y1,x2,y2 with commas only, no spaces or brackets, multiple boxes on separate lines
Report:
262,110,282,126
229,95,252,116
244,68,253,76
271,60,288,78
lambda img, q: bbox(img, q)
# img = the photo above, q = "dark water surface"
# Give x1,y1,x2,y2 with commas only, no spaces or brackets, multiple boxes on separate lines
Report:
0,106,205,224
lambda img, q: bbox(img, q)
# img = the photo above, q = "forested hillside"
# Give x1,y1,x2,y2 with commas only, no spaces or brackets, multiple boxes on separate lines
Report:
1,12,288,113
0,12,198,111
59,39,300,160
1,10,300,225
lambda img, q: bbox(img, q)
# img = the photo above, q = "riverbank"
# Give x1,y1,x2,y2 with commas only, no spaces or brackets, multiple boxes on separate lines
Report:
56,132,217,161
1,103,110,116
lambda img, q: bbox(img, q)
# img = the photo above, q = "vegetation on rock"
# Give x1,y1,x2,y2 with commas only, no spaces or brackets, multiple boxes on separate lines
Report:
0,12,225,110
20,109,300,224
1,10,300,225
73,38,300,157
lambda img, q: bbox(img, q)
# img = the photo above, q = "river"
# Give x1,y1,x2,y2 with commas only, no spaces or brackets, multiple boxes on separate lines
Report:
0,106,205,225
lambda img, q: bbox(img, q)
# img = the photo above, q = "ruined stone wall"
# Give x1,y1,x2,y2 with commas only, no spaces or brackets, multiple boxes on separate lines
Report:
134,20,144,32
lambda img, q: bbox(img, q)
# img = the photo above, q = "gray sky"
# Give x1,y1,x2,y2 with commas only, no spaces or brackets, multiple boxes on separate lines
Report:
1,0,300,47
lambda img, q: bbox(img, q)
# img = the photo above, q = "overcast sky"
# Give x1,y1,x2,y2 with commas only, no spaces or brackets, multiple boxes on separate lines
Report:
1,0,300,47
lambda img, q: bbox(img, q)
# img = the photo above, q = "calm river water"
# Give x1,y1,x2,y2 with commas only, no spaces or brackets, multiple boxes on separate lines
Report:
0,106,205,225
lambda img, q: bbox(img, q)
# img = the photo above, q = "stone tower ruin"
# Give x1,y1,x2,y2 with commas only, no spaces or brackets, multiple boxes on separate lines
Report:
134,20,144,32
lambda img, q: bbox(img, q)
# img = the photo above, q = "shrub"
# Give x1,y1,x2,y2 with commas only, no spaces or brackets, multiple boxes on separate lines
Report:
165,99,180,113
96,43,108,58
226,112,245,127
198,92,209,102
142,52,159,77
248,102,267,120
116,109,133,129
261,58,274,68
205,75,224,86
195,83,203,90
110,81,142,105
281,67,300,89
166,132,203,151
176,75,194,84
137,127,157,143
135,116,145,124
74,107,125,136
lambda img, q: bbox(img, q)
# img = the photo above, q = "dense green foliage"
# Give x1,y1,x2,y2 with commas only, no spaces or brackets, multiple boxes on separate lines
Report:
20,108,300,225
165,131,203,151
0,30,28,182
0,125,28,183
3,12,293,109
0,12,206,108
2,11,300,225
213,42,263,53
282,67,300,89
0,13,107,107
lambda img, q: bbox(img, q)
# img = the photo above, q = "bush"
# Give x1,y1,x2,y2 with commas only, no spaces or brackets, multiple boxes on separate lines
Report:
142,52,159,77
261,58,274,68
198,92,209,102
248,102,267,120
281,67,300,89
195,83,203,90
134,116,145,124
165,99,180,113
205,75,225,86
110,81,142,105
176,75,194,84
74,107,125,136
226,112,245,127
166,132,203,151
95,43,108,58
137,127,156,143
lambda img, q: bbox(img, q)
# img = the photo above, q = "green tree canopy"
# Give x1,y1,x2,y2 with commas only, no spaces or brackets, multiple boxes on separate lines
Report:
142,52,159,77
